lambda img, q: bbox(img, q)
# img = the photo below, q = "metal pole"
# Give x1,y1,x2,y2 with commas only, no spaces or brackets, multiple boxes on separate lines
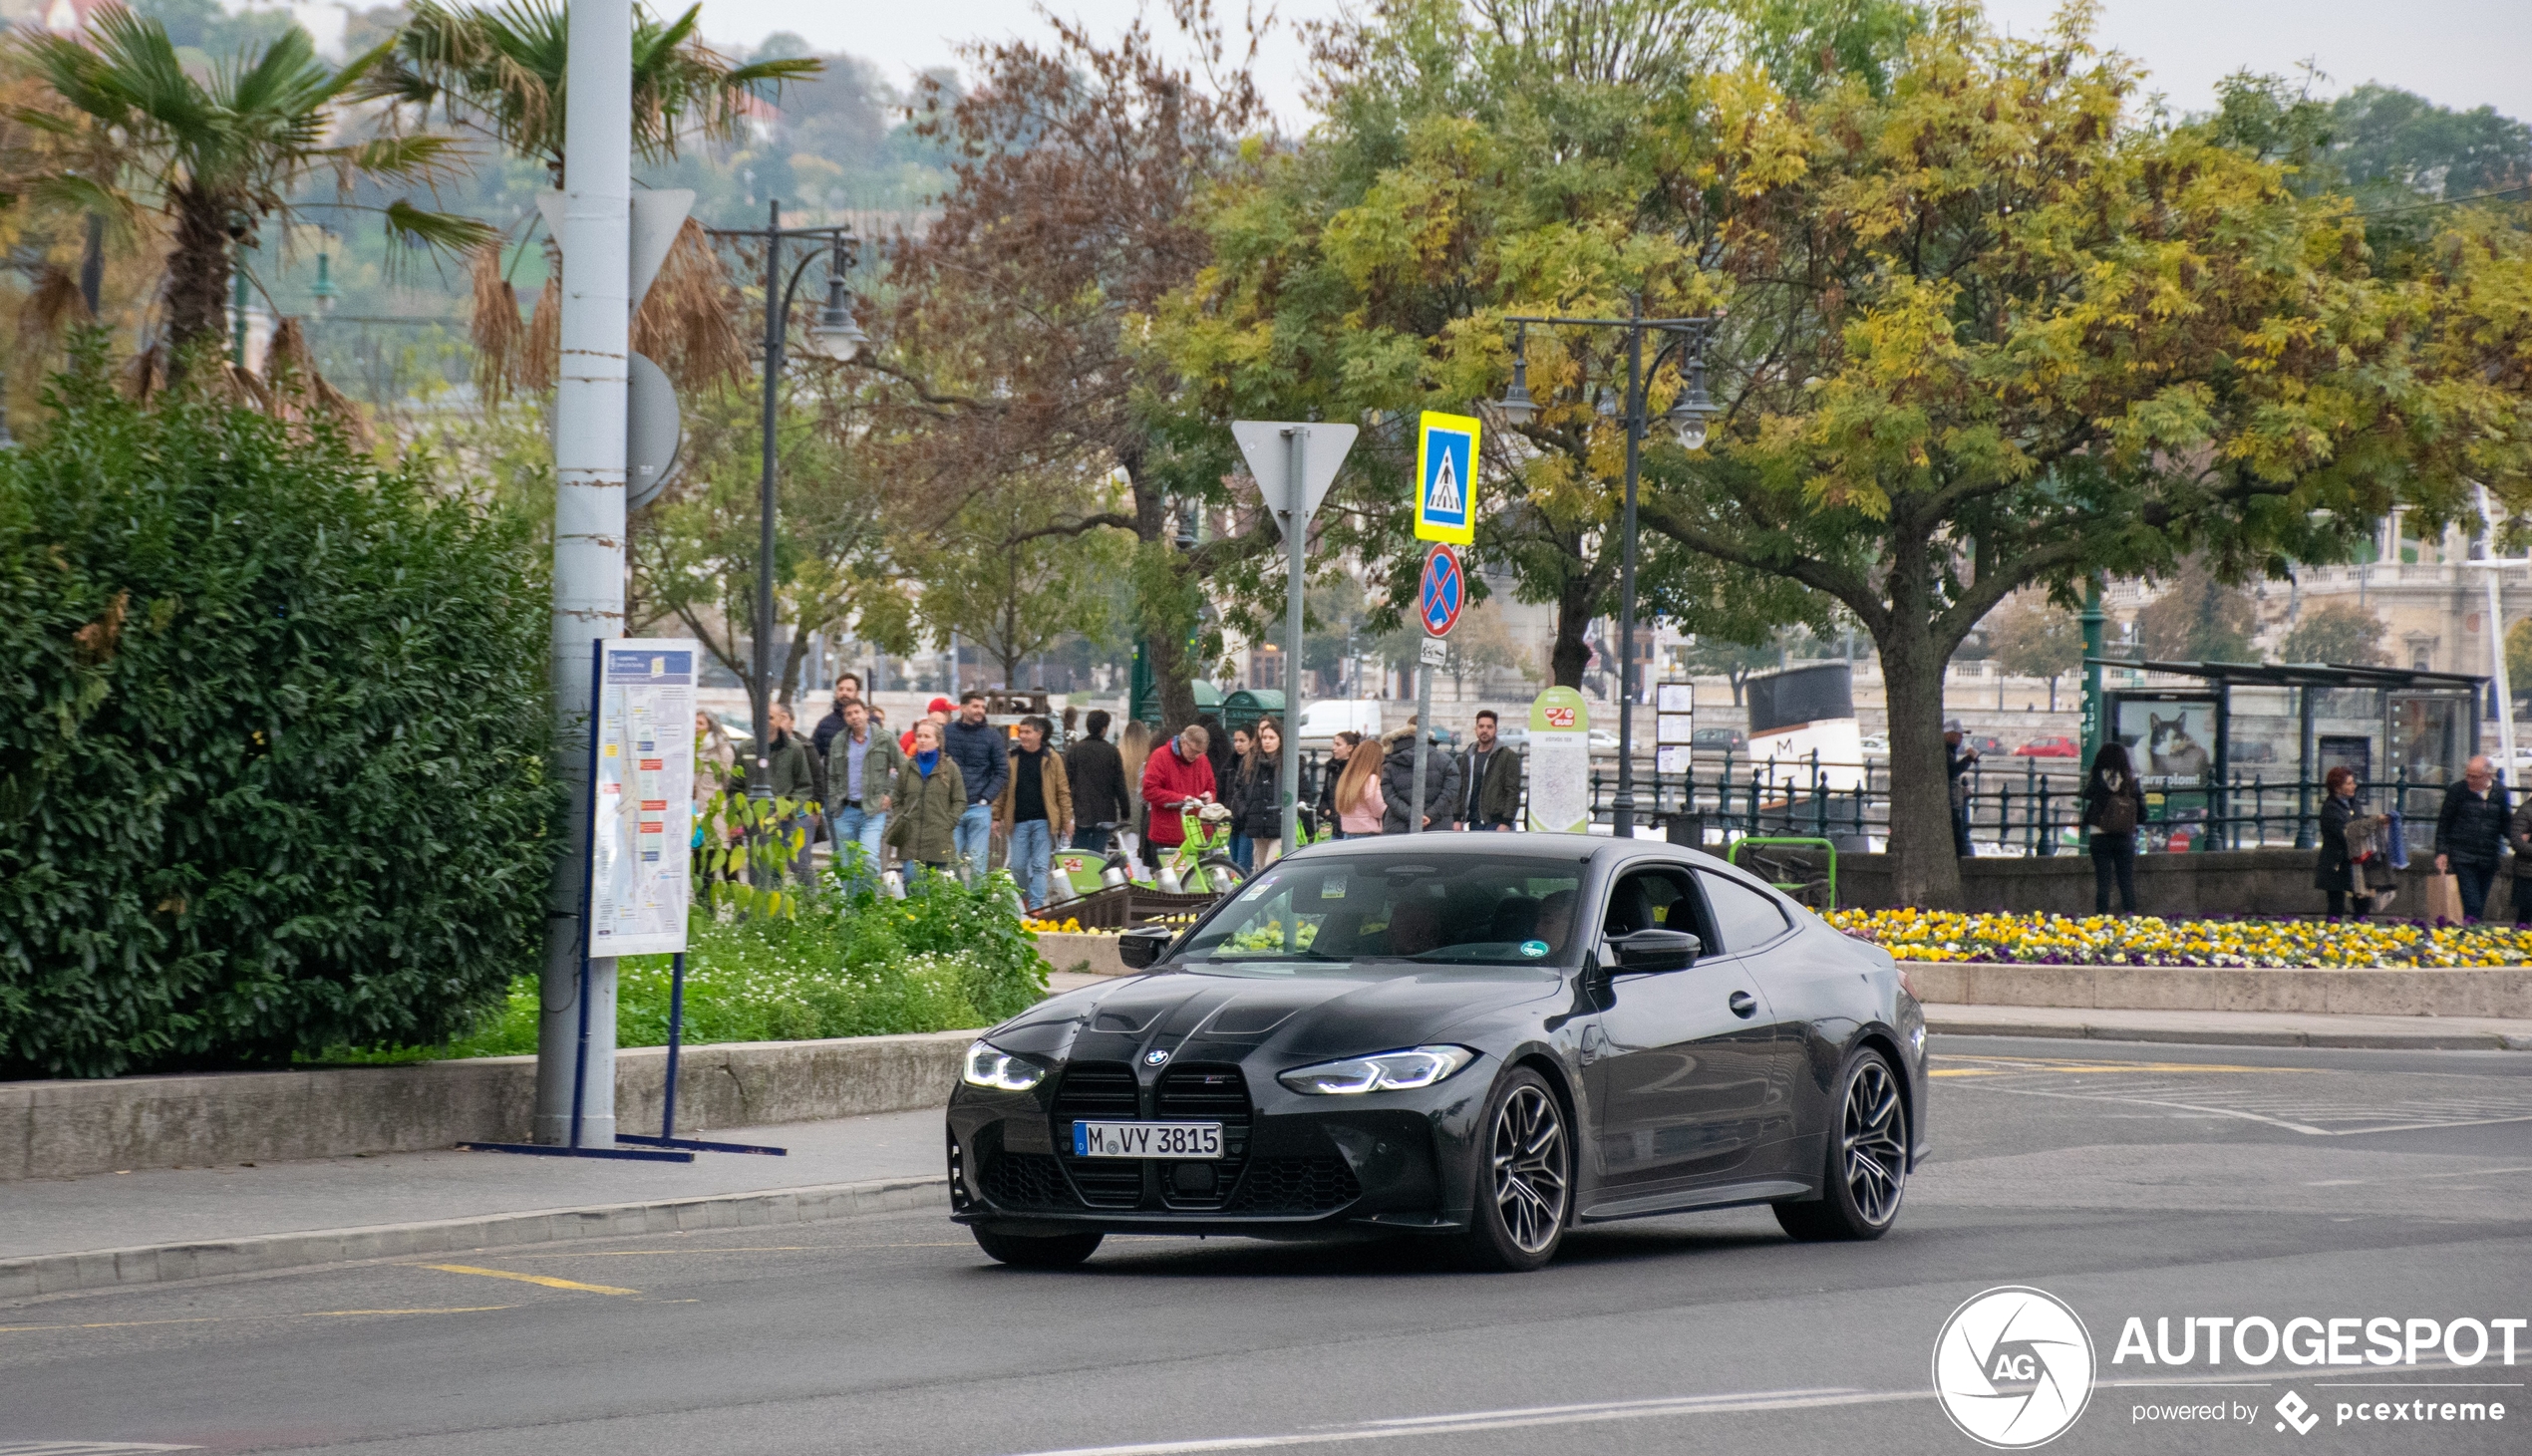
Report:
2079,580,2105,762
2478,484,2518,775
534,0,631,1147
1412,656,1432,833
1280,429,1306,854
661,952,686,1140
751,200,782,893
1612,299,1646,838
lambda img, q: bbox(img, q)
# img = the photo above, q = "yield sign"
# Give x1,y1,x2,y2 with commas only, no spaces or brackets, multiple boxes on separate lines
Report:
1419,545,1465,637
1233,421,1359,529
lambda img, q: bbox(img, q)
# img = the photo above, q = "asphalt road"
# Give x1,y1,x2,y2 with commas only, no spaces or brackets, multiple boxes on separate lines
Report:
6,1035,2529,1456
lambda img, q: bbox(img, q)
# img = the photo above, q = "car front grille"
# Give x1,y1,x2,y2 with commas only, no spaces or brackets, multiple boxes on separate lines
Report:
1154,1064,1251,1211
1225,1156,1363,1215
1052,1061,1146,1207
977,1150,1068,1211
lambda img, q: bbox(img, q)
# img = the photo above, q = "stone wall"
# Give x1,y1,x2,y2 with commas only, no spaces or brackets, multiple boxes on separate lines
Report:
1817,847,2518,920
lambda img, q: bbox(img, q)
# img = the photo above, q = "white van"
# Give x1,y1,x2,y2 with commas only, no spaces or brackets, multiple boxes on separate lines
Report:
1295,698,1386,744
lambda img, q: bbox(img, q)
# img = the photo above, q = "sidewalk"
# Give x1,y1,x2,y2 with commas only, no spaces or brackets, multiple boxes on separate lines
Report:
1927,1003,2532,1049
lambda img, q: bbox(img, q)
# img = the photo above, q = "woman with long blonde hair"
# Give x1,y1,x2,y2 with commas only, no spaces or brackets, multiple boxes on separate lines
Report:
1332,728,1385,838
1117,718,1154,861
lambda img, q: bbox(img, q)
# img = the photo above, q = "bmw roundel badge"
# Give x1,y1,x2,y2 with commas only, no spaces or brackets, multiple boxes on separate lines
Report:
1143,1048,1170,1067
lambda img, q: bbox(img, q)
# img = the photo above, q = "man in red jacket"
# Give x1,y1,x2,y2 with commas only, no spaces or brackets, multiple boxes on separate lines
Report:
1138,723,1217,871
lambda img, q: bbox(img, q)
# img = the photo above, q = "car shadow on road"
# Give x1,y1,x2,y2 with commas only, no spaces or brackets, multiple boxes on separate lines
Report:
969,1220,1791,1280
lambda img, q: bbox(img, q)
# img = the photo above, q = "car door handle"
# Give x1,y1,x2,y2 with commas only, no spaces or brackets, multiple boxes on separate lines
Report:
1728,991,1757,1019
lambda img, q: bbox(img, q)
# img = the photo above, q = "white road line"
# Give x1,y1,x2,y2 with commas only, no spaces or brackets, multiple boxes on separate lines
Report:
0,1445,198,1455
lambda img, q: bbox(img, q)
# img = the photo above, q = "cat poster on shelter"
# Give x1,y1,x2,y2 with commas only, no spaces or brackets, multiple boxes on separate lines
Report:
2116,700,2217,787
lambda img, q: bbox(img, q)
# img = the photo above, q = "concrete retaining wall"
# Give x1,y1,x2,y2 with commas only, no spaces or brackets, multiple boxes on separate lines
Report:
1907,964,2532,1019
1826,848,2521,919
1034,931,1128,977
0,1029,971,1183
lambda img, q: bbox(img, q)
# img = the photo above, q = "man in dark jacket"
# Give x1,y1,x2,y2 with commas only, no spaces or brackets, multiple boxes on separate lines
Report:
810,672,863,759
942,691,1010,881
757,703,821,885
2434,754,2510,920
1459,709,1522,830
1064,709,1129,851
1380,722,1461,834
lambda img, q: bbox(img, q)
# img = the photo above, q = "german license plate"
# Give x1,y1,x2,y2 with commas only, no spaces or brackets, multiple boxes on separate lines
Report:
1073,1120,1222,1159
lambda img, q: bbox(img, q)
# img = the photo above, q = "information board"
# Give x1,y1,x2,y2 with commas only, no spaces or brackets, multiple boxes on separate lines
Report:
588,640,702,957
1524,687,1592,833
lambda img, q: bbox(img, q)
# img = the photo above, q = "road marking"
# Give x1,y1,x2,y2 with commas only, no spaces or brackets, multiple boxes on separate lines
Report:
1931,1056,2532,1135
993,1363,2501,1456
0,1318,218,1334
0,1444,198,1454
416,1264,638,1296
504,1243,968,1259
304,1306,516,1317
2308,1165,2532,1187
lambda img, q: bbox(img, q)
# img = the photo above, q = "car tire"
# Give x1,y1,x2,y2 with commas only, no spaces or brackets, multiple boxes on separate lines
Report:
972,1227,1105,1268
1774,1048,1908,1243
1453,1067,1572,1273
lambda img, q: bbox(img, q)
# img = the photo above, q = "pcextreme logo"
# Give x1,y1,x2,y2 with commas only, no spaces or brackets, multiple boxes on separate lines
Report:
1933,1287,2097,1449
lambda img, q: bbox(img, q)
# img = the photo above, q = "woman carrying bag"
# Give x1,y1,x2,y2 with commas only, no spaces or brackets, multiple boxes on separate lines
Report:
2315,765,2373,918
884,720,967,883
2079,741,2147,914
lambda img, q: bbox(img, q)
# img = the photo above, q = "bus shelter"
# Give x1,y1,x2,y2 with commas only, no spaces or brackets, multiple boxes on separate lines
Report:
2090,659,2485,851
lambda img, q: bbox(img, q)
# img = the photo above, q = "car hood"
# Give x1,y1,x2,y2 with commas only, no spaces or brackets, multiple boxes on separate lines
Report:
986,964,1566,1065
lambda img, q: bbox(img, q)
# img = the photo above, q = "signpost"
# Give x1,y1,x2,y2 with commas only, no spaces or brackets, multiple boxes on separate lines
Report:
1411,544,1463,834
1415,411,1480,545
1526,687,1592,832
1233,421,1359,852
1654,681,1696,776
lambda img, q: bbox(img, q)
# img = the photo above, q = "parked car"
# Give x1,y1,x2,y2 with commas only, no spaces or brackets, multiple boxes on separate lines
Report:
2013,735,2079,758
1964,733,2008,758
1297,699,1386,745
1691,727,1747,752
1857,733,1889,757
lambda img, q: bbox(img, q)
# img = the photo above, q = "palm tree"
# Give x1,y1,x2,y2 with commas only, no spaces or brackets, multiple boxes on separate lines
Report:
14,7,489,364
366,0,819,184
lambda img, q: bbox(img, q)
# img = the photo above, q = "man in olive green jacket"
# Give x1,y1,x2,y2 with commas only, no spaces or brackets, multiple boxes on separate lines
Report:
758,703,821,883
885,720,968,877
825,699,905,885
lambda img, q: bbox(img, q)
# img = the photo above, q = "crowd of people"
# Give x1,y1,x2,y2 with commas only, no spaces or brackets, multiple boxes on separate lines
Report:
691,679,1530,911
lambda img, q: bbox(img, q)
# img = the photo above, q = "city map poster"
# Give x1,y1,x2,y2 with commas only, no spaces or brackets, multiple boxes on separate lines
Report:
588,640,701,957
1525,687,1592,833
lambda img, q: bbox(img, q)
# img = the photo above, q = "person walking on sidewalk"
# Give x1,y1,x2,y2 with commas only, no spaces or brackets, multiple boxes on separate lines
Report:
1331,732,1385,838
1318,731,1360,837
1138,722,1216,872
885,720,967,883
810,672,863,759
994,716,1072,908
2079,741,2146,914
1945,720,1979,857
2434,754,2510,921
901,696,953,753
826,699,903,887
1065,710,1129,852
943,691,1009,883
1225,726,1259,869
2316,765,2374,919
1380,720,1460,834
1230,717,1288,867
1459,710,1521,831
757,703,821,886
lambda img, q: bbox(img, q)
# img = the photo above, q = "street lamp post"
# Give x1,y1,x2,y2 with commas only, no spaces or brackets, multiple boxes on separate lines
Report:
710,200,866,886
1496,301,1719,839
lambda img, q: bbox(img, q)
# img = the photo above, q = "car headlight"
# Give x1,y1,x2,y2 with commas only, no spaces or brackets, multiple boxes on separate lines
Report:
961,1040,1045,1092
1278,1045,1477,1095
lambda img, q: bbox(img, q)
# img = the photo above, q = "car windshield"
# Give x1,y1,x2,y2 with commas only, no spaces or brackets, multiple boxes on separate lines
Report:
1175,854,1588,971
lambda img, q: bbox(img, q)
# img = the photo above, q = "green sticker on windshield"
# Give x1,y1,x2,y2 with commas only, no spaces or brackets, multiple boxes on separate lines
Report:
1519,940,1549,958
1321,881,1346,899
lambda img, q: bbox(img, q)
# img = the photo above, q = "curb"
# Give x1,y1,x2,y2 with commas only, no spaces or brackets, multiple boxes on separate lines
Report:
0,1173,948,1304
1927,1013,2532,1051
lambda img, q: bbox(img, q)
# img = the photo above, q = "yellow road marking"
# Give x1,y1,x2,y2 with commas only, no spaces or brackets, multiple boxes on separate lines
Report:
508,1243,967,1259
417,1263,639,1296
0,1316,219,1333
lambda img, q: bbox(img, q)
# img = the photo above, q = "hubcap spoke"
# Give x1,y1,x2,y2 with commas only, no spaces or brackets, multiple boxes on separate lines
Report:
1491,1086,1567,1254
1840,1063,1905,1226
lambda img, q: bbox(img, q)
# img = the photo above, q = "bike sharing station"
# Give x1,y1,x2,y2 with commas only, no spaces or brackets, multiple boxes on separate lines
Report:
463,639,787,1163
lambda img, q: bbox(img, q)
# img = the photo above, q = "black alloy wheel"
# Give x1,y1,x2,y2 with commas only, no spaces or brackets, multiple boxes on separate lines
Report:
1776,1049,1907,1242
1458,1067,1571,1272
972,1227,1105,1268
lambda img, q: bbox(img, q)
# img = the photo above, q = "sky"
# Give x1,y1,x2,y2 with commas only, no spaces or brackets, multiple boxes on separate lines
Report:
681,0,2532,128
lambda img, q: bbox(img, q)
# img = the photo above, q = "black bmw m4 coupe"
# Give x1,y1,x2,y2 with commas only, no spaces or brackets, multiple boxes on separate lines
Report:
946,833,1929,1271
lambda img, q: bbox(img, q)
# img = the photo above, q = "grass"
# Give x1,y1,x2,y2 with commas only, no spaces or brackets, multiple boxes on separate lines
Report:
317,873,1052,1063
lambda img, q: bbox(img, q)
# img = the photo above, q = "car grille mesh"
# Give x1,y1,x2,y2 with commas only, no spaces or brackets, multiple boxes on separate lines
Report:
977,1150,1068,1211
1052,1061,1146,1207
1225,1156,1363,1215
1154,1064,1251,1211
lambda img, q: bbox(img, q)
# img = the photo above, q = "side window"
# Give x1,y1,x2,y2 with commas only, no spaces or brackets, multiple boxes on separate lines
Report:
1696,872,1790,954
1601,870,1705,941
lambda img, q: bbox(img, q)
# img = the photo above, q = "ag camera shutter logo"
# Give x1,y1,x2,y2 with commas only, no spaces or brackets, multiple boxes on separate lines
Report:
1933,1286,2097,1448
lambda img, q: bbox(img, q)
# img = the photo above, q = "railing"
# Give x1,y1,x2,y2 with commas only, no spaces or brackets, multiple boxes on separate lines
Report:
1295,746,2450,856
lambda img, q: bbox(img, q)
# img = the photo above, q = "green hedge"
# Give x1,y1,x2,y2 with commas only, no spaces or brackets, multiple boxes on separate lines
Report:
0,351,561,1077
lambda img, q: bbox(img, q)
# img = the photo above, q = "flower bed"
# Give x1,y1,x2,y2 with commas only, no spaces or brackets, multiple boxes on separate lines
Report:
1827,908,2532,970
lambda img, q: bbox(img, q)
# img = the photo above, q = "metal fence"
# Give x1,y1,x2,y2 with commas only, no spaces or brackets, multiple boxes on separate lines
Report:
1288,747,2456,857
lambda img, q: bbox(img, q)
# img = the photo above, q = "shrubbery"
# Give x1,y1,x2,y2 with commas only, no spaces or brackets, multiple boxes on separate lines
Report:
0,349,561,1077
334,871,1052,1059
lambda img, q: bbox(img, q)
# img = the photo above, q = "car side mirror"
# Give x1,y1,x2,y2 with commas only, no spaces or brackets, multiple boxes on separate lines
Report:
1608,928,1701,973
1117,926,1173,970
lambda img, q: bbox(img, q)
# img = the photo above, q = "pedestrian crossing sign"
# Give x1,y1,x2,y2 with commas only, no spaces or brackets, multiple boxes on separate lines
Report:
1415,410,1479,544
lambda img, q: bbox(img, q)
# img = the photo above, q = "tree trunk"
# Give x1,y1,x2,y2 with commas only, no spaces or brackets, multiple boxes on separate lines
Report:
1878,615,1967,908
165,189,233,368
1125,454,1202,729
1550,570,1595,689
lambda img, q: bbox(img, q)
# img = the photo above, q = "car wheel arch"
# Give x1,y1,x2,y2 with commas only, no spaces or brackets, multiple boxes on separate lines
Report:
1846,1029,1918,1171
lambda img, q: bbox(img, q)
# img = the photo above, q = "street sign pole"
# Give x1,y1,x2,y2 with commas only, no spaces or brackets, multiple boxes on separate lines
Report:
1233,421,1358,856
1413,642,1434,833
1409,545,1464,836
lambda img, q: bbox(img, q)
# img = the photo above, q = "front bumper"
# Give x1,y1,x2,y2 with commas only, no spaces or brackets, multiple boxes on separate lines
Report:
945,1055,1485,1237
